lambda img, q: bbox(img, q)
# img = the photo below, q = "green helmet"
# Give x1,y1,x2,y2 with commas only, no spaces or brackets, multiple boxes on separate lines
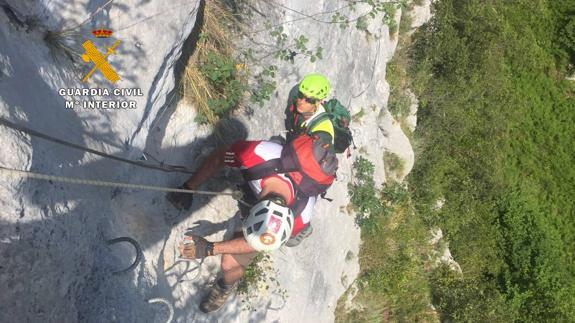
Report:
299,73,331,100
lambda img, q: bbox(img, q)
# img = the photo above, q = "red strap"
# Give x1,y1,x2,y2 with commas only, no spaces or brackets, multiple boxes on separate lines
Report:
227,140,275,169
291,216,306,237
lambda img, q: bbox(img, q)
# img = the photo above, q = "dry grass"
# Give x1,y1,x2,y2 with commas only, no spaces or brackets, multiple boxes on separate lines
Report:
182,64,218,124
181,0,243,125
44,28,83,62
335,288,390,323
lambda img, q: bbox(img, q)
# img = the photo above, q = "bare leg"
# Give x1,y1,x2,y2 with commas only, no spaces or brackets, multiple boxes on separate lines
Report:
220,254,246,285
199,251,250,313
183,147,228,189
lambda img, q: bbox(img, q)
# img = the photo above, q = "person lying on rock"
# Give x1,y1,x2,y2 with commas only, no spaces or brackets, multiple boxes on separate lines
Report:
167,135,337,313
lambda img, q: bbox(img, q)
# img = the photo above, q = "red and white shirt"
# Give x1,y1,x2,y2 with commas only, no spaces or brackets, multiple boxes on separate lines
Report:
224,140,316,237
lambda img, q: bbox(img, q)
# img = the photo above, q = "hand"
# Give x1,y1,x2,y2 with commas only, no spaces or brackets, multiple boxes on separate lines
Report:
178,234,214,259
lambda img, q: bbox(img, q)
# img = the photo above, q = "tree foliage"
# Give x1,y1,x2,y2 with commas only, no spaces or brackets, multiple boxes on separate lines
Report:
409,0,575,321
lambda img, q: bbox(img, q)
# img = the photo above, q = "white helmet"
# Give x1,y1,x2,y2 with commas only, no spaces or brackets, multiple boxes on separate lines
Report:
242,195,294,251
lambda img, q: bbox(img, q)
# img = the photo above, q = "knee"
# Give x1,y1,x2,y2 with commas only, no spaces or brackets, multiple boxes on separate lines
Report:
220,254,243,274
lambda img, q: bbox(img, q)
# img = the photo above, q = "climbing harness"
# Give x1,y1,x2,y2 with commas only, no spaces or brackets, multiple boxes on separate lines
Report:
147,298,174,323
0,166,250,207
106,237,142,274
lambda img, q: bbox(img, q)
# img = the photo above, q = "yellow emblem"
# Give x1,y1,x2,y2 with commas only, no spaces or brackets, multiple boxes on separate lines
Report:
81,40,121,84
260,233,276,246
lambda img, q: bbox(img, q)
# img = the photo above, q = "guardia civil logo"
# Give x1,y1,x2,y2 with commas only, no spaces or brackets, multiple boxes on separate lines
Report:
57,26,143,110
81,28,121,84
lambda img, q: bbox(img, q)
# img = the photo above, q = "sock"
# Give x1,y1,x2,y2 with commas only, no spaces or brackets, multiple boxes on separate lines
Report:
218,278,235,291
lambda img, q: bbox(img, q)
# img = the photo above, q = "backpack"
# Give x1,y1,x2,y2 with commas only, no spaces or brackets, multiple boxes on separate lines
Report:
305,99,355,154
241,134,338,198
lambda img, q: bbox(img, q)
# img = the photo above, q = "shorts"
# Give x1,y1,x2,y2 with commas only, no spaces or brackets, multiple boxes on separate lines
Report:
230,229,258,268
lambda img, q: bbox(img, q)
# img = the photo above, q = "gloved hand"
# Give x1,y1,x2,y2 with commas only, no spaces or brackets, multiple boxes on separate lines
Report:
166,185,194,210
178,234,214,259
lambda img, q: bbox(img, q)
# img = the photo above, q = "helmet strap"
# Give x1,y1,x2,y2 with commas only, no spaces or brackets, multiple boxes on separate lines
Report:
261,193,287,206
302,111,315,118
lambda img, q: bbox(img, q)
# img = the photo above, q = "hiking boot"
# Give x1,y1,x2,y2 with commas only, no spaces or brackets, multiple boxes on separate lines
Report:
166,186,193,210
199,279,237,313
285,224,313,247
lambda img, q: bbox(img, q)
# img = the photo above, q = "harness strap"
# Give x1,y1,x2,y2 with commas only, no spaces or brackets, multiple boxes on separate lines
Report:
241,158,283,181
291,195,310,216
305,112,330,133
239,159,312,215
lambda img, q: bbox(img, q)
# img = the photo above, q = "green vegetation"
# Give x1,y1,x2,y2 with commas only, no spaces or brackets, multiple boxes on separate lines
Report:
237,253,286,310
337,157,435,322
385,20,416,136
182,0,244,125
331,0,408,37
237,253,267,295
349,157,387,233
338,0,575,321
249,64,277,107
408,0,575,321
384,150,405,181
197,51,246,123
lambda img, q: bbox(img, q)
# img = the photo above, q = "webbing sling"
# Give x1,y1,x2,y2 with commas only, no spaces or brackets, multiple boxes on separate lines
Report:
240,162,310,216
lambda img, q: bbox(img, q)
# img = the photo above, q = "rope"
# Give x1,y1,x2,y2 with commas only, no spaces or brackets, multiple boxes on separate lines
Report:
64,0,116,31
242,1,357,35
0,166,250,207
0,117,197,174
352,37,381,99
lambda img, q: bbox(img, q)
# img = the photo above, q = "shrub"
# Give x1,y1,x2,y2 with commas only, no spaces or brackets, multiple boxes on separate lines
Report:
349,157,387,233
383,151,405,179
181,0,245,125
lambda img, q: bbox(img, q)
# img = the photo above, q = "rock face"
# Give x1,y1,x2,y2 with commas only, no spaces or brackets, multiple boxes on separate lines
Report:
0,0,201,321
0,0,414,322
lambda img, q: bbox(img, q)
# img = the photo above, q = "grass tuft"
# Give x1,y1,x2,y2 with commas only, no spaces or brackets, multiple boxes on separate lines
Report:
181,0,246,125
43,28,83,62
383,151,405,180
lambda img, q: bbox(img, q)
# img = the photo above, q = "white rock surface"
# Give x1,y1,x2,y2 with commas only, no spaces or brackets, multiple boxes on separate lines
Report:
0,0,418,322
429,228,463,274
379,0,435,182
1,0,201,321
409,0,433,30
378,109,415,182
405,89,418,133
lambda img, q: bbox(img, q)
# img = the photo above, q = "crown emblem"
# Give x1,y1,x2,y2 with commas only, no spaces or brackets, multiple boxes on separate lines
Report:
92,28,113,38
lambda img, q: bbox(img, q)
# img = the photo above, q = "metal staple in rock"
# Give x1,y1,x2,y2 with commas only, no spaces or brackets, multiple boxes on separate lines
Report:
106,237,143,274
173,256,204,283
147,298,174,323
